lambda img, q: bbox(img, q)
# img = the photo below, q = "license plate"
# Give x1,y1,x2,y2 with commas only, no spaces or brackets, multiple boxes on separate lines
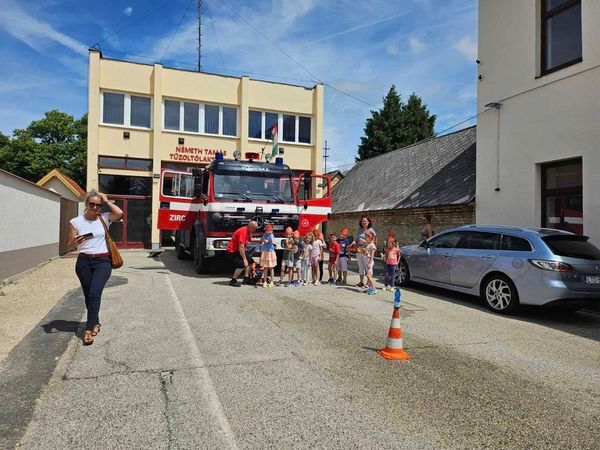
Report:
585,276,600,284
272,225,284,230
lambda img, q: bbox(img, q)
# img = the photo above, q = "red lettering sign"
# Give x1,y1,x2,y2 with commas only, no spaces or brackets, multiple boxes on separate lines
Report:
168,147,228,163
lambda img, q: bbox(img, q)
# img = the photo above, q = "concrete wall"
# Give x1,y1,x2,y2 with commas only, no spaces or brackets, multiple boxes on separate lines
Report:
0,171,61,281
477,0,600,244
88,51,324,248
328,204,475,247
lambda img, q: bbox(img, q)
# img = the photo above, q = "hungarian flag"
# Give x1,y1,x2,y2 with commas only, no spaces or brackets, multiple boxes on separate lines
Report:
271,125,279,157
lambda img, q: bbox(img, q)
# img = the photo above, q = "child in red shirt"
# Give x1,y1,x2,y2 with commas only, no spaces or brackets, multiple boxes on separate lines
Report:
384,236,401,291
327,232,341,284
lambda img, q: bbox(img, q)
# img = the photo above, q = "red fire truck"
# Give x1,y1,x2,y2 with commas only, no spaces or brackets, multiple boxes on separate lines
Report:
158,151,331,273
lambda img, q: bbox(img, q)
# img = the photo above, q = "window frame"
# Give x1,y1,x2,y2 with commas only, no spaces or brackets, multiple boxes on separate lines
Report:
162,98,239,138
98,155,153,172
248,110,312,145
540,0,582,76
100,90,153,130
541,157,583,233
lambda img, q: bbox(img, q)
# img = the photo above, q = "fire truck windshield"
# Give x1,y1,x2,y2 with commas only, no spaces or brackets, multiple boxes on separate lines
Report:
213,172,293,203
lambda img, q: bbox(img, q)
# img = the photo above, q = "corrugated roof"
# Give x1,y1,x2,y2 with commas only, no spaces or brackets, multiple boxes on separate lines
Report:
332,126,476,213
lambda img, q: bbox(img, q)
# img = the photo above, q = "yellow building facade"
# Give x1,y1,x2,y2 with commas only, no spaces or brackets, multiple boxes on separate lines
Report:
87,49,324,249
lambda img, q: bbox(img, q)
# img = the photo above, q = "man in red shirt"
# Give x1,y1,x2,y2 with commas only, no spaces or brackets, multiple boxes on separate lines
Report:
226,220,258,286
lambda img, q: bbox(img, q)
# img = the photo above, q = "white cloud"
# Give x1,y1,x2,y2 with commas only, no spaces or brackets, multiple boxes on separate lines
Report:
409,36,426,53
453,35,477,61
123,6,133,16
0,0,87,56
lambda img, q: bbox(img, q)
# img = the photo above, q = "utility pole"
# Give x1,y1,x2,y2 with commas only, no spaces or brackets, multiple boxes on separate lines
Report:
323,140,330,174
197,0,203,72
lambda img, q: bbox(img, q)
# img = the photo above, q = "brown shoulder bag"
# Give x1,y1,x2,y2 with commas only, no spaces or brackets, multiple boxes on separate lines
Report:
98,215,123,269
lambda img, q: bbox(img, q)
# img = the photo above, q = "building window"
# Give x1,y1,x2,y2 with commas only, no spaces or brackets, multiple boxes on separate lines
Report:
163,99,237,137
541,0,582,75
249,110,262,139
102,93,125,125
204,104,219,134
265,112,278,139
222,107,237,136
299,116,311,144
101,91,151,128
248,110,312,144
130,96,151,128
541,158,582,234
164,100,180,130
98,156,153,171
183,102,199,132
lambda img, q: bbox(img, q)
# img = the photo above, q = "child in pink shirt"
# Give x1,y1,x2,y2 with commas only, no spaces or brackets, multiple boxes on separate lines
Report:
384,237,401,291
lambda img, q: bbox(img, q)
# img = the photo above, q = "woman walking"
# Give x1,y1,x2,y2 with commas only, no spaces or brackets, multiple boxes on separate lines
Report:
350,216,377,288
68,190,123,346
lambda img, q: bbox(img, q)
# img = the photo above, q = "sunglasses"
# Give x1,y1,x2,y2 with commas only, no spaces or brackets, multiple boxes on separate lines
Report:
88,202,102,208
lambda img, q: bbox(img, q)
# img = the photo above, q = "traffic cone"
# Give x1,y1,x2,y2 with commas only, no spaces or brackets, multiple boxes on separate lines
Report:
377,307,411,360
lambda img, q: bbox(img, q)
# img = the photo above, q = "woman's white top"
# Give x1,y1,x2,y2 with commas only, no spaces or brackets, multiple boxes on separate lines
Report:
69,213,111,254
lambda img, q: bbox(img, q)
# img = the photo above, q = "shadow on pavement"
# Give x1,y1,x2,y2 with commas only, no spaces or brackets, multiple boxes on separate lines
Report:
403,282,600,342
41,320,83,335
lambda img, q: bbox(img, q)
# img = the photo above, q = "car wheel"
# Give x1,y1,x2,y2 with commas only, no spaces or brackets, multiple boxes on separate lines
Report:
481,274,519,314
396,259,410,286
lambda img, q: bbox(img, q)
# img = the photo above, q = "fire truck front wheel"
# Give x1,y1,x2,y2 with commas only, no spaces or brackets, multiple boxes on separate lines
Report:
175,231,187,260
192,235,209,274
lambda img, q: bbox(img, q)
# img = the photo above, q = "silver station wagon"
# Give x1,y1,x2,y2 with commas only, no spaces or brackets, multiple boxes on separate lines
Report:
398,225,600,314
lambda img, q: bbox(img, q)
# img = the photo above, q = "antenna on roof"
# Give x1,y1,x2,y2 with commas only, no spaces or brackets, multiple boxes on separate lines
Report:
197,0,203,72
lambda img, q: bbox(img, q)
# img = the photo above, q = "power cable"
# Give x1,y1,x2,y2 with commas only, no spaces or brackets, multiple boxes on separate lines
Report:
327,110,488,172
205,3,226,70
206,0,321,83
93,0,173,46
161,0,195,62
206,0,377,109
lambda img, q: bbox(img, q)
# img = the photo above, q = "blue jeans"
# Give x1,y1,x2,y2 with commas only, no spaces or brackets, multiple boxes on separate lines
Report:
75,255,112,330
384,264,397,287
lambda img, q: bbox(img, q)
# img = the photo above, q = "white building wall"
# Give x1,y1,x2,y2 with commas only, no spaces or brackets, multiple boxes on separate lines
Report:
0,171,61,280
477,0,600,244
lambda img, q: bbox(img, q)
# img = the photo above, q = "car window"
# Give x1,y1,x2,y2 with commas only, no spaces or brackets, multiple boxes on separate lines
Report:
501,235,532,252
542,235,600,260
428,232,463,249
457,232,500,250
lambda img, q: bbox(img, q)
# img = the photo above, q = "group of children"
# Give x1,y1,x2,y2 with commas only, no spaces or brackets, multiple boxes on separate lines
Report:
256,225,401,294
258,226,351,287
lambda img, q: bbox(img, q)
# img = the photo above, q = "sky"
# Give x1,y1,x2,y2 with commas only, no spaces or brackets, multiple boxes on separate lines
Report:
0,0,478,173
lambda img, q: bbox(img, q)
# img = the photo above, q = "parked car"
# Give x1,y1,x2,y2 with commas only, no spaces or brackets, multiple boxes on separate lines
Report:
397,225,600,314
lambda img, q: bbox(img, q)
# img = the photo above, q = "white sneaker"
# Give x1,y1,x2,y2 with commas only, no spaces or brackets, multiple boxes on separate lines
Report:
314,281,320,286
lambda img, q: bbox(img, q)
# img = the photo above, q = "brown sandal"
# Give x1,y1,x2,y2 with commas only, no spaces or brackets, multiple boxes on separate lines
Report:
91,324,101,336
82,330,94,346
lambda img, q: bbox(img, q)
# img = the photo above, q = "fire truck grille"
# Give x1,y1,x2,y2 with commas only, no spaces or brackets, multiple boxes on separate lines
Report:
209,212,298,234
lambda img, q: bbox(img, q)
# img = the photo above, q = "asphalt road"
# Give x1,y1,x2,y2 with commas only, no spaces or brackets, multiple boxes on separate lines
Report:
6,250,600,449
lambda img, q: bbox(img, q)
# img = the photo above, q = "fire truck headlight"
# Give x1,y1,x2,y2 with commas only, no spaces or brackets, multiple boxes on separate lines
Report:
281,239,286,247
212,212,222,222
292,214,299,222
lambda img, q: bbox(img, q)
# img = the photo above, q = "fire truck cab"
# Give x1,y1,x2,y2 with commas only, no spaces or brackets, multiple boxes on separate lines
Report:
158,151,331,273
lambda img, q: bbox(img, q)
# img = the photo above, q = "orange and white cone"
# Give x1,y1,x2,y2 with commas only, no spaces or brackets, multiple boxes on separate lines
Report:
377,308,411,360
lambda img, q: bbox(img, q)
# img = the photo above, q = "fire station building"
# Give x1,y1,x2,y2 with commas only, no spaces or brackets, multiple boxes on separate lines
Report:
86,49,324,249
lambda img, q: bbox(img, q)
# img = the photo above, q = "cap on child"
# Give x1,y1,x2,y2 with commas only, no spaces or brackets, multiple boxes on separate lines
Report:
265,224,273,231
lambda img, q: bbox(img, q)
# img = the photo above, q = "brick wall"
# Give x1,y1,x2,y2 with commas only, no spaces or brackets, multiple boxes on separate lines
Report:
326,203,475,246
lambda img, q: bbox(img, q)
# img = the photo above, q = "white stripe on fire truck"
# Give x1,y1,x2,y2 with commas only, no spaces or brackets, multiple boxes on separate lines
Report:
169,201,330,215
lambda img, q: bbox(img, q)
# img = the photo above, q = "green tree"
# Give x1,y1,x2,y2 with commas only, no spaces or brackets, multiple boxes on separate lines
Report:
0,110,87,187
356,86,436,161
